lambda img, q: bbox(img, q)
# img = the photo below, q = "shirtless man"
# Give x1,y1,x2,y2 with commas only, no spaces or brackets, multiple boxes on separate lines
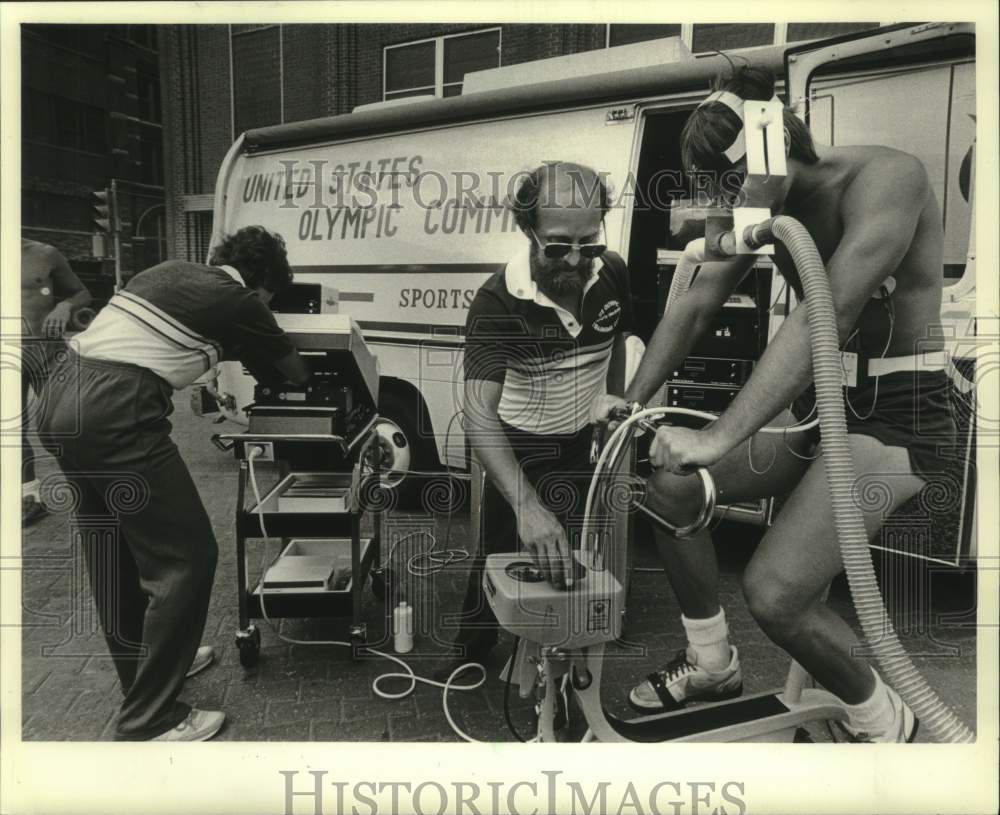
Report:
596,65,955,742
20,239,92,525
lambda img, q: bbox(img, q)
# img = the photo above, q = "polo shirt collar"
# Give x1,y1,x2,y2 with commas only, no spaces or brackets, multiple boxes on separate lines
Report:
504,248,605,338
219,265,247,287
504,248,604,302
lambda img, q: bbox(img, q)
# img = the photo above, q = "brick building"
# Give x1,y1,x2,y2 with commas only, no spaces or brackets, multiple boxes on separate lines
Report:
21,24,167,301
160,21,880,263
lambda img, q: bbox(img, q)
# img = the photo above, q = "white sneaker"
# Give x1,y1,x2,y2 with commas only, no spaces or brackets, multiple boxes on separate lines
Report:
837,684,919,743
151,709,226,742
185,646,215,679
629,647,742,712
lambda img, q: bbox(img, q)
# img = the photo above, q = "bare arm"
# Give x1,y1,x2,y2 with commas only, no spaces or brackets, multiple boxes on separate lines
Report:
607,331,630,396
697,155,931,459
464,377,574,588
271,349,311,386
624,256,755,405
42,249,92,336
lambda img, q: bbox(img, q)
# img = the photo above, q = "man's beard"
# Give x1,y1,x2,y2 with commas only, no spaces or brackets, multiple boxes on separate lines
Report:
531,255,592,297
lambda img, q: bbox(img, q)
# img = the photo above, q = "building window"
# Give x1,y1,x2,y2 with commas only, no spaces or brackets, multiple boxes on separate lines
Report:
21,24,107,57
136,63,161,124
384,28,501,101
126,24,158,50
606,24,682,48
137,131,164,185
231,25,282,135
691,23,776,54
22,89,108,155
602,22,883,56
21,190,92,232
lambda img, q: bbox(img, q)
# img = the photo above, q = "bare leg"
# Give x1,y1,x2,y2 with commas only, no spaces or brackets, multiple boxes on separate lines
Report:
645,415,813,618
742,435,924,703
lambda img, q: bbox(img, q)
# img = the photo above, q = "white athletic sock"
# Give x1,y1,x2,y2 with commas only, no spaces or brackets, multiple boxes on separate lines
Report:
22,480,40,501
844,668,894,734
682,609,731,671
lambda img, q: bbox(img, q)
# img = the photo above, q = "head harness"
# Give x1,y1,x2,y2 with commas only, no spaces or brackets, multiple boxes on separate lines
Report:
697,90,782,164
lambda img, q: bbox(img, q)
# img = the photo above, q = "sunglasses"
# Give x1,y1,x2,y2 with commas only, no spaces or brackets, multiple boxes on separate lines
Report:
530,229,607,260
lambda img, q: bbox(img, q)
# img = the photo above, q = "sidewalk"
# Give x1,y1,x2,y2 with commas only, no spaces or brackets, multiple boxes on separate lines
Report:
19,391,978,742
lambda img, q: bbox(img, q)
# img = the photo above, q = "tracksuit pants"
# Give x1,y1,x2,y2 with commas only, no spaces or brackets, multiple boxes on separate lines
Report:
38,352,218,740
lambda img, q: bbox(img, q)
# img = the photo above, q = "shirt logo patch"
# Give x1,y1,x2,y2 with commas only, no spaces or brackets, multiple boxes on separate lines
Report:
592,300,622,333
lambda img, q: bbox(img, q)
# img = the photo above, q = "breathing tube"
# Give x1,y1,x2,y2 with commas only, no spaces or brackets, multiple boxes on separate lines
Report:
746,216,972,743
587,218,973,743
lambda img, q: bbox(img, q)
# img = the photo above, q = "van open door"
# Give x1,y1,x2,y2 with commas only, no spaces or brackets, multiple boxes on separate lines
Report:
785,22,979,567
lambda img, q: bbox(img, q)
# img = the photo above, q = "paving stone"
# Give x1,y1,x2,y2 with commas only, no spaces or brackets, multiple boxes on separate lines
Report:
80,654,119,674
22,691,113,741
299,676,370,702
249,722,314,741
386,714,457,742
266,698,343,727
33,670,115,713
313,716,390,741
218,699,269,733
341,693,415,724
225,676,300,705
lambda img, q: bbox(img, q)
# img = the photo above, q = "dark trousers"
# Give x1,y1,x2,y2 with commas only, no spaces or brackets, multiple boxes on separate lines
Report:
453,424,594,652
21,339,62,484
38,353,218,740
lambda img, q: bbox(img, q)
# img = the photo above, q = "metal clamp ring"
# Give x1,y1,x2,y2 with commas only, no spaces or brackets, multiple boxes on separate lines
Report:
671,467,717,538
635,466,717,539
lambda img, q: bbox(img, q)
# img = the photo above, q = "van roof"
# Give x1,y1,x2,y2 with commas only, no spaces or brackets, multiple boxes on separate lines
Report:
242,45,788,153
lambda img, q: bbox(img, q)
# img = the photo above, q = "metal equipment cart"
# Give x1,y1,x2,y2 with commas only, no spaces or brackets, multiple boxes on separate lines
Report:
210,312,387,668
215,429,383,667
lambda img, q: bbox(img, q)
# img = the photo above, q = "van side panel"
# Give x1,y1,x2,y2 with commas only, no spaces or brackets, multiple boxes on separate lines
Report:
220,106,637,465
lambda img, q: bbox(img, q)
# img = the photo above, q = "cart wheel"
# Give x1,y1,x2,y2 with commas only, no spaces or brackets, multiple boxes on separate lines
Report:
236,626,261,668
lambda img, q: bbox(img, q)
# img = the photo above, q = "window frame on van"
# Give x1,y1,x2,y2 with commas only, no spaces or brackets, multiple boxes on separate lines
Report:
784,22,978,301
382,27,502,101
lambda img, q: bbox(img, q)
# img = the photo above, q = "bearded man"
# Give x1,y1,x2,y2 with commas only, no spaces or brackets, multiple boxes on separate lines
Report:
440,161,634,672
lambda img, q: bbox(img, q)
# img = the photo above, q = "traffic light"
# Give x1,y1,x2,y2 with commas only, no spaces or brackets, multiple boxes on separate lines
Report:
93,188,113,233
92,187,119,258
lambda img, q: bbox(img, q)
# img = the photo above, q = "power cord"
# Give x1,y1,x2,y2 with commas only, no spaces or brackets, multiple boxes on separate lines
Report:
845,288,894,422
244,444,486,742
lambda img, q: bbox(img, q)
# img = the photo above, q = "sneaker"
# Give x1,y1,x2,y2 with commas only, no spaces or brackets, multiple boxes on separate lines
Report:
836,685,920,743
628,647,743,712
22,497,48,527
151,709,226,742
185,646,215,679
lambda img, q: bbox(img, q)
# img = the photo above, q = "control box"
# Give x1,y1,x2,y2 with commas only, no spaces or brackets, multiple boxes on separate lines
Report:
669,356,754,387
484,551,624,649
664,384,739,413
695,294,760,359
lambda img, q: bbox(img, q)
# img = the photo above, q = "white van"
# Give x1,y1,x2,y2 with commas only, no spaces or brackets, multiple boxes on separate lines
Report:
205,23,979,562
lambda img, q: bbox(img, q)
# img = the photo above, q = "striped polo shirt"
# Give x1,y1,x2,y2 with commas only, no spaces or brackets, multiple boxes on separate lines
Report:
71,260,294,389
464,249,633,436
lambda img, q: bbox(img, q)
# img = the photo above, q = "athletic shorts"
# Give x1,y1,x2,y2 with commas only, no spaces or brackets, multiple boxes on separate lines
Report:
790,369,957,481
